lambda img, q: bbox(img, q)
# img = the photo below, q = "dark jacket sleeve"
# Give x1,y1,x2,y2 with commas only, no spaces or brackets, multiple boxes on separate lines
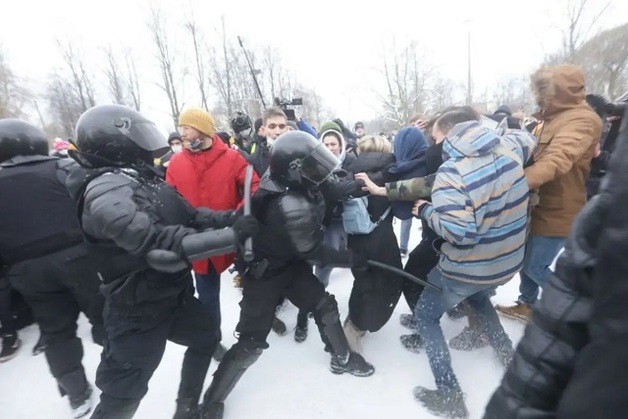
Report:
192,208,238,230
82,173,196,257
275,193,352,267
484,186,602,419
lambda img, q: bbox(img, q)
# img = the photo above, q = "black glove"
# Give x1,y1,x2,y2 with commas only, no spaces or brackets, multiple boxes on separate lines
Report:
350,251,369,274
232,215,259,245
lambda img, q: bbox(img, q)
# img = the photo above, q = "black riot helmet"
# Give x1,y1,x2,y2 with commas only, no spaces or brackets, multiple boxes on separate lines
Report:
269,130,339,187
0,119,49,163
230,111,252,134
71,104,169,169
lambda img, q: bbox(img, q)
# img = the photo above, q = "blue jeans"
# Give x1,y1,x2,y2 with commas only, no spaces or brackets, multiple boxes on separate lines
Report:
314,220,347,287
399,218,413,252
194,263,222,340
518,235,566,304
414,268,512,391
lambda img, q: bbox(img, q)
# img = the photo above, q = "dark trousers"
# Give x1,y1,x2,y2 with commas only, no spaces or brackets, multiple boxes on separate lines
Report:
402,228,441,311
237,262,327,343
194,263,222,341
0,275,17,336
7,244,105,399
91,276,218,419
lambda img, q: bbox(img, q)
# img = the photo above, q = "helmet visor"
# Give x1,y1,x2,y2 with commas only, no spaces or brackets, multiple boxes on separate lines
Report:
300,144,340,185
123,120,169,157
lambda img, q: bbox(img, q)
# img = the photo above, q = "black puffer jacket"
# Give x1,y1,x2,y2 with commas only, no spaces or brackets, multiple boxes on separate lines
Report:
484,110,628,419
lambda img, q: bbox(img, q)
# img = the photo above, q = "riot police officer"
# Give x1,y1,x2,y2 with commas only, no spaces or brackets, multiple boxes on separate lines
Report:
64,105,258,419
199,131,375,419
0,119,105,418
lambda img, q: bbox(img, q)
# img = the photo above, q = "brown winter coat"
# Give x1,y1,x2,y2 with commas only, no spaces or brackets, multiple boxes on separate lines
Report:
525,64,602,237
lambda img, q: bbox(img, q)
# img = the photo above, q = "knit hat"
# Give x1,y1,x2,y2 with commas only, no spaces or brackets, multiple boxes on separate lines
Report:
254,118,263,133
178,107,216,137
167,132,182,145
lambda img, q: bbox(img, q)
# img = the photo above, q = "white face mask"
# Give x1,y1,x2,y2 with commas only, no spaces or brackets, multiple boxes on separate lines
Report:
171,145,183,154
266,137,276,148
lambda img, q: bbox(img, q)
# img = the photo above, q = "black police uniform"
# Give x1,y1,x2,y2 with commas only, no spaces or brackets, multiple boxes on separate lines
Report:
199,131,375,419
0,120,105,415
65,105,257,419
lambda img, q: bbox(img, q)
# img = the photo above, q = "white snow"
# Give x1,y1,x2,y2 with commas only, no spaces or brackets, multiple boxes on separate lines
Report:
0,222,527,419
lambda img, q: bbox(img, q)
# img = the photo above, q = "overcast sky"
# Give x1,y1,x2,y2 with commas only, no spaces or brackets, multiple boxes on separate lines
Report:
1,0,626,132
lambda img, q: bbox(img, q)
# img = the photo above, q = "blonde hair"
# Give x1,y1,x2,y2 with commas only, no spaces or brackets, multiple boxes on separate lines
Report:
357,135,391,153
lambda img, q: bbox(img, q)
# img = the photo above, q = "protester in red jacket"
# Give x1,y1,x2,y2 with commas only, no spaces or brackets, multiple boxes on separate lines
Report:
167,107,259,361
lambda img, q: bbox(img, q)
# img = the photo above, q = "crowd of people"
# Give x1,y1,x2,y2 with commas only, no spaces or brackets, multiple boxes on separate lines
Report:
1,62,627,419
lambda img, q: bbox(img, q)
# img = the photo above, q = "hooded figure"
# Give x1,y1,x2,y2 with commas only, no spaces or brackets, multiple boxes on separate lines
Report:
388,127,429,220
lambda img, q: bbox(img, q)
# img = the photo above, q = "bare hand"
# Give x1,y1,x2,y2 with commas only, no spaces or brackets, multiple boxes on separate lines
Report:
412,199,429,217
355,173,386,196
413,119,428,130
595,143,601,158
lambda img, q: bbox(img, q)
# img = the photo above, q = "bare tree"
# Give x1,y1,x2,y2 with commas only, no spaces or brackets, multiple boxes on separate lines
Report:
574,23,628,98
546,0,610,64
46,72,84,137
125,52,142,111
56,39,96,112
0,48,32,119
185,15,209,111
378,39,433,127
104,46,126,105
428,76,456,113
148,7,183,128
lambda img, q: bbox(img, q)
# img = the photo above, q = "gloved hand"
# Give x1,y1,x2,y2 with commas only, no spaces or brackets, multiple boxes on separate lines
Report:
351,252,369,274
232,215,259,245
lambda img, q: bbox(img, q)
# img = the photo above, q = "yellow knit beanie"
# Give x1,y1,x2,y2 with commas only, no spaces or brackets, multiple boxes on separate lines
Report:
178,107,216,137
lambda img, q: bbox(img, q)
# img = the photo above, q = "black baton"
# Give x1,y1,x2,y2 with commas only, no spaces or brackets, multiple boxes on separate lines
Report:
243,165,254,262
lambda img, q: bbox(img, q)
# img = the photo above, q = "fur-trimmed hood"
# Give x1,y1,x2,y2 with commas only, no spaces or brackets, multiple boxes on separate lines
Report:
532,64,587,118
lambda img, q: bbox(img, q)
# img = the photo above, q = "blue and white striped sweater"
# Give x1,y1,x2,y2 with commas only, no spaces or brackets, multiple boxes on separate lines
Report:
421,121,537,284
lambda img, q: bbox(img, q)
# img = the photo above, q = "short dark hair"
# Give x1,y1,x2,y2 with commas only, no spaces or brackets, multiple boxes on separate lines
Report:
262,107,287,125
435,106,480,134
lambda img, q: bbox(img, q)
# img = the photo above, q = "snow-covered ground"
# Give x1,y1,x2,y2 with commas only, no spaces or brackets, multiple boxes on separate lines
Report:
0,221,527,419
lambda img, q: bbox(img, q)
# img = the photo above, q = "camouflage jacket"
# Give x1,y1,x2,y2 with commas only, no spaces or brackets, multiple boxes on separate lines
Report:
385,173,436,201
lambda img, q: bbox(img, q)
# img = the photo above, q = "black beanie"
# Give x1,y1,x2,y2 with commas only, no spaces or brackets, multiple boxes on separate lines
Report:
254,118,263,133
168,132,182,145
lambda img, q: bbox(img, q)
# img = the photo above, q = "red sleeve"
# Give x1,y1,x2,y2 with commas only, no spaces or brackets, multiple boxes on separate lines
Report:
165,156,178,189
234,153,259,209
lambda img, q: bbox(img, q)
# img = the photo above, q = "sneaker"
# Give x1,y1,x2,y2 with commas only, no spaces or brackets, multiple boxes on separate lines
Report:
200,402,224,419
271,316,287,336
212,343,227,363
0,334,21,362
69,384,93,418
294,312,308,343
399,313,418,330
32,334,47,356
496,301,531,322
413,386,469,419
330,352,375,377
400,333,424,354
449,326,489,351
174,397,200,419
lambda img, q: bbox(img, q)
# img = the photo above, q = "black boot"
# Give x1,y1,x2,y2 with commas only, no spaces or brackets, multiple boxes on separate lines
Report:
200,340,265,419
174,398,200,419
313,293,375,377
0,333,21,362
57,369,93,418
330,352,374,377
32,333,47,356
400,333,424,353
294,311,309,343
271,316,287,336
413,386,469,419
